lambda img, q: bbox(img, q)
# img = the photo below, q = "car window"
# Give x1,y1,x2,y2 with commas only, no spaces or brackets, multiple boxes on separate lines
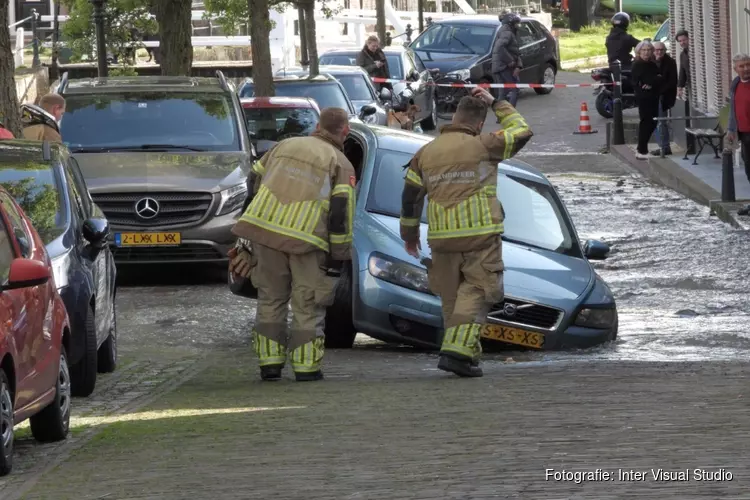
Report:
60,92,241,152
409,50,427,72
239,82,354,113
517,22,539,47
63,167,86,223
531,21,549,41
0,162,67,246
66,158,92,216
402,53,417,78
0,217,14,285
0,193,31,258
411,23,497,54
335,74,375,101
319,53,404,80
655,19,671,42
366,150,575,254
243,107,319,141
385,54,403,79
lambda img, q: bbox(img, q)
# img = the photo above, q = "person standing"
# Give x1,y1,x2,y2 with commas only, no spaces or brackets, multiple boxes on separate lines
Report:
631,41,662,160
605,12,640,69
675,30,690,101
230,107,357,382
651,41,678,156
357,35,391,91
399,87,532,378
491,13,523,107
727,53,750,185
21,93,66,142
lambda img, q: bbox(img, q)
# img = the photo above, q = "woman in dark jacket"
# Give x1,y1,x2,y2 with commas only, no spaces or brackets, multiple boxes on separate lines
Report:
357,35,391,91
631,41,663,159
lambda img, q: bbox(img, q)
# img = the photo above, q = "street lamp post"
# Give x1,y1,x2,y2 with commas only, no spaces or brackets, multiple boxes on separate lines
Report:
91,0,108,77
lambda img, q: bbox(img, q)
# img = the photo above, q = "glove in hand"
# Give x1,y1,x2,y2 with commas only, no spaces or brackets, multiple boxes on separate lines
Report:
228,246,254,279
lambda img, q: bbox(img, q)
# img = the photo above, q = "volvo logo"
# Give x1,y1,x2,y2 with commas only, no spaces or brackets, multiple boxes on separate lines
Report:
498,302,534,318
134,197,160,220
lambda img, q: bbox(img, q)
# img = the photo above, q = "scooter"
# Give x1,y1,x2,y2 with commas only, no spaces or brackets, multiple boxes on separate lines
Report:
590,67,637,119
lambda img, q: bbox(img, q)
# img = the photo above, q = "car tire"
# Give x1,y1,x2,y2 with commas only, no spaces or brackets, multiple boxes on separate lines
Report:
0,369,13,477
70,305,98,397
97,298,117,373
324,264,357,349
421,94,438,131
595,92,613,119
534,63,556,95
29,346,71,443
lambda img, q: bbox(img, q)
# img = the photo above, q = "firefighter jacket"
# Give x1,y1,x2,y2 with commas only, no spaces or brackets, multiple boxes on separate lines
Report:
400,100,532,253
22,124,62,142
232,130,356,261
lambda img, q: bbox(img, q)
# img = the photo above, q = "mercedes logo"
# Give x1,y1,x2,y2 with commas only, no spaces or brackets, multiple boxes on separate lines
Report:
134,197,160,220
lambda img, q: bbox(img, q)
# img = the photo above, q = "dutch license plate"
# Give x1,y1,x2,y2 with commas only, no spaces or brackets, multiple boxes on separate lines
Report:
114,232,181,247
481,324,544,349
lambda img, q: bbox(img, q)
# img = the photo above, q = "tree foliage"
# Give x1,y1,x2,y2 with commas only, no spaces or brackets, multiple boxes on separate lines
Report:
1,177,64,245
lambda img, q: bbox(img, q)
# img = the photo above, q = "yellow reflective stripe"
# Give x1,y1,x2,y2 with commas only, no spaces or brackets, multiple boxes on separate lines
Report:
499,113,521,129
242,185,330,251
429,224,504,239
440,323,482,359
503,131,513,158
290,338,324,372
252,161,265,175
400,216,420,227
405,168,423,187
426,192,504,239
330,184,355,245
253,331,287,366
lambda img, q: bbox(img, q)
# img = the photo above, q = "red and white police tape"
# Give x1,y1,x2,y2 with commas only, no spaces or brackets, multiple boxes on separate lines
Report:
370,77,616,89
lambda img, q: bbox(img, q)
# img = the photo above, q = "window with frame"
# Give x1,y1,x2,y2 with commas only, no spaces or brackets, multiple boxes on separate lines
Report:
517,22,539,47
64,167,86,222
409,50,426,73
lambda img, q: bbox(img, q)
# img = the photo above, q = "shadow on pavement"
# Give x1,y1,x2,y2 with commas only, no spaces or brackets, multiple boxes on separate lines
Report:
115,263,228,288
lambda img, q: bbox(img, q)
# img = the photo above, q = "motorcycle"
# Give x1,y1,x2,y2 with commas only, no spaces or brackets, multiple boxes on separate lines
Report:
590,67,637,119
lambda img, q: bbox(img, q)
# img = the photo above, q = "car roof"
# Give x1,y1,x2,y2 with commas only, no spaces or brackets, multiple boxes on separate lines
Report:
62,76,228,94
240,97,320,110
276,66,370,76
431,14,535,25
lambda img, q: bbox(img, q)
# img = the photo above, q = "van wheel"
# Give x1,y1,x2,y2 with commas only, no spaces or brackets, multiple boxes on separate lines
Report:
97,299,117,373
30,346,71,442
70,306,98,397
0,370,14,477
324,264,357,348
535,64,556,95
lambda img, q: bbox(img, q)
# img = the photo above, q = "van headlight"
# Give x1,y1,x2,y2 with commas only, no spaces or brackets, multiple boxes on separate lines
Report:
51,253,69,289
574,307,616,329
368,252,431,294
216,183,248,216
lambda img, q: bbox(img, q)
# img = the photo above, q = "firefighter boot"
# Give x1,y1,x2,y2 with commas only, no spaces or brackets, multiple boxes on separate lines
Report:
260,365,284,381
437,354,484,378
295,370,324,382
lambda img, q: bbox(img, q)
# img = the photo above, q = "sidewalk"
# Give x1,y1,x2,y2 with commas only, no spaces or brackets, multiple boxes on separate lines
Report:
8,348,750,499
612,142,750,230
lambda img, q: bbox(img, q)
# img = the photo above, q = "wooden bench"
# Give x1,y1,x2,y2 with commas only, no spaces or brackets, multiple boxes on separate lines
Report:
683,104,730,165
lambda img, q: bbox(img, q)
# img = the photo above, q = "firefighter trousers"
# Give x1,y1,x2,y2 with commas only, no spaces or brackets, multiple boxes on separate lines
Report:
427,240,504,362
250,243,338,374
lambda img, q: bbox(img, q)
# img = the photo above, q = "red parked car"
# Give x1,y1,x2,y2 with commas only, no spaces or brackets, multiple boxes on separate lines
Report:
240,97,321,155
0,187,71,476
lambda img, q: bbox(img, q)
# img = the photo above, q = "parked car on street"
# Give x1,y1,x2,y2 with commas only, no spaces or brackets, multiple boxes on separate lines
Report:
237,74,377,124
275,66,390,126
241,96,321,156
0,185,72,476
319,46,438,130
408,15,559,94
56,71,255,266
654,17,671,53
230,124,618,350
0,140,117,397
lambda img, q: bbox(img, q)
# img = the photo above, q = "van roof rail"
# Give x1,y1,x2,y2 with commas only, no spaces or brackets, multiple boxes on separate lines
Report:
57,71,69,94
216,70,229,92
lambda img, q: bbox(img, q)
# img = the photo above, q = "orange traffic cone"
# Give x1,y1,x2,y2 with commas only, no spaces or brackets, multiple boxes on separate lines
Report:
573,102,597,134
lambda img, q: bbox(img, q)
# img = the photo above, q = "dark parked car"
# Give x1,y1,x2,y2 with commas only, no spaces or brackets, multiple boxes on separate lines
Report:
319,46,438,129
56,71,255,266
409,14,559,94
237,74,377,124
275,66,390,127
0,140,117,398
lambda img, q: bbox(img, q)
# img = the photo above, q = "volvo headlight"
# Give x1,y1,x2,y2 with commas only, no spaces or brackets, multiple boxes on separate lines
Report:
574,307,616,329
216,183,248,216
447,69,471,80
50,253,69,289
368,252,431,294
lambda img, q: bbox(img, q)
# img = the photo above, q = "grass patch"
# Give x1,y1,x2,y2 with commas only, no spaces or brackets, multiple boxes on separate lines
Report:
559,19,661,61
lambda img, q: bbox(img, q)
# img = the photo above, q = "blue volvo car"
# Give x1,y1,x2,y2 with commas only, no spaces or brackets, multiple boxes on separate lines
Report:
231,123,618,351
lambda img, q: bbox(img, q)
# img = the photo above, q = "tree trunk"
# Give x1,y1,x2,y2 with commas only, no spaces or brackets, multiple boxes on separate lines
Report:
303,1,318,77
249,0,274,96
152,0,193,75
0,0,22,137
375,0,386,45
298,6,308,66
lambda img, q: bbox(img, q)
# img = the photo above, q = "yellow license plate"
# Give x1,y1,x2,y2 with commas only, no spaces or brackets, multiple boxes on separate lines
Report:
481,324,545,349
115,232,181,247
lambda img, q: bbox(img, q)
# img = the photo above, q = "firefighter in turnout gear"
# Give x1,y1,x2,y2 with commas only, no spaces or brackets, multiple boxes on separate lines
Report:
231,108,356,382
400,87,532,378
